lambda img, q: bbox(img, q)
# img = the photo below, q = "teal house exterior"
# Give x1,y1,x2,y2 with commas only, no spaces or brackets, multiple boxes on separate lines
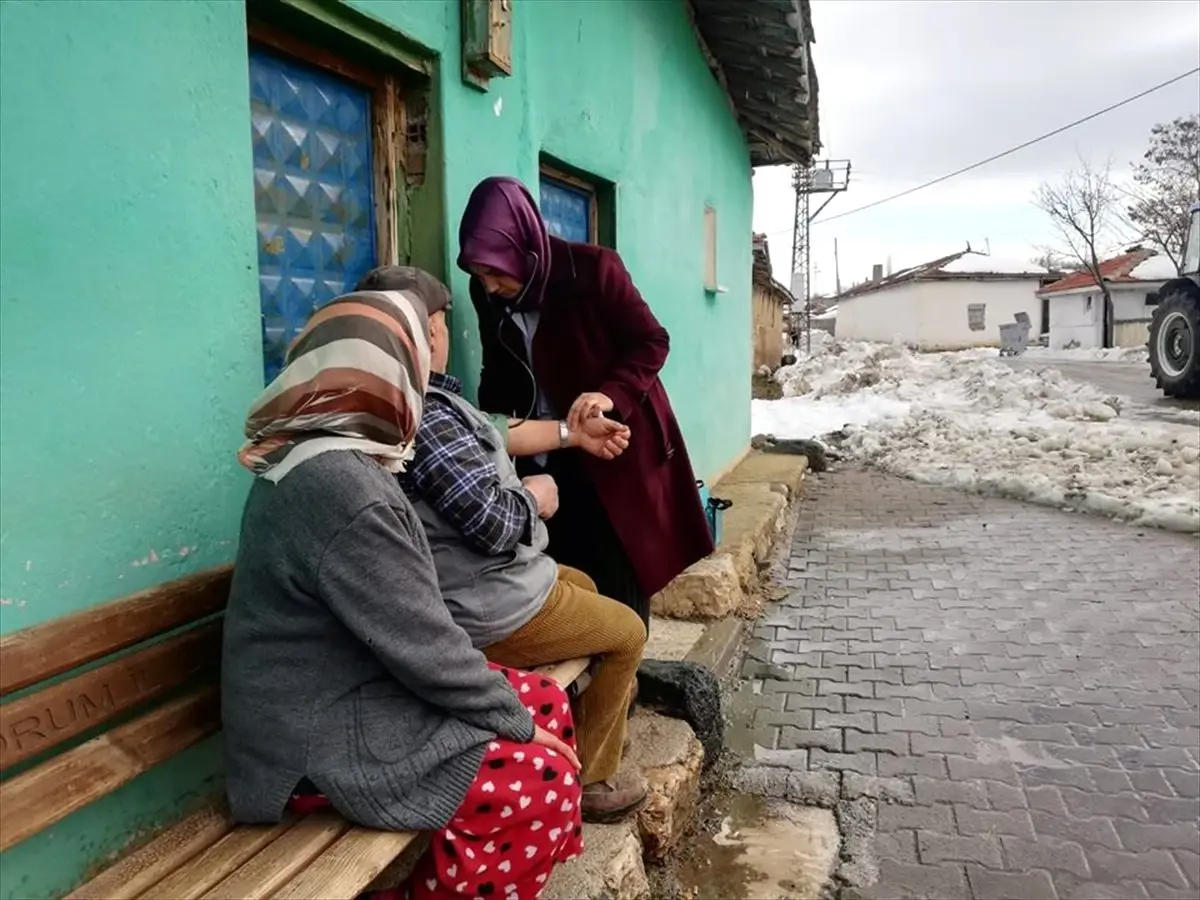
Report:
0,1,818,894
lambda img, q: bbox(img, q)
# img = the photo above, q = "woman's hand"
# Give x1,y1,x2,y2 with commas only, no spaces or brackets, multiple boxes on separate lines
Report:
531,725,581,771
572,416,630,461
567,392,614,433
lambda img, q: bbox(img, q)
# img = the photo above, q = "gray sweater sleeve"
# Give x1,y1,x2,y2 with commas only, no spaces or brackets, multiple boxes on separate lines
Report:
316,500,535,743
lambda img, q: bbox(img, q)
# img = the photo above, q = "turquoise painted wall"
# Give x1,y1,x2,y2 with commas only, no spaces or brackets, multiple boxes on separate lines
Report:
353,0,753,480
0,0,750,895
0,1,259,897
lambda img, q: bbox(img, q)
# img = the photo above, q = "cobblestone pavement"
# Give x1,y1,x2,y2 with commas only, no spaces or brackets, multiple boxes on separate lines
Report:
733,468,1200,900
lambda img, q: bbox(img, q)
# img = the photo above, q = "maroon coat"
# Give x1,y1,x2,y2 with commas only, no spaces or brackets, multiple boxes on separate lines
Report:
470,236,714,598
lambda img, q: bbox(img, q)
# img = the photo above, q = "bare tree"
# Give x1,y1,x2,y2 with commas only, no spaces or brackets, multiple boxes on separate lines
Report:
1125,114,1200,269
1034,158,1122,321
1029,247,1074,274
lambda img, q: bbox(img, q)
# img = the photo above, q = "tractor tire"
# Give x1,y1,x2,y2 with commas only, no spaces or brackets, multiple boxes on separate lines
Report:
1148,290,1200,399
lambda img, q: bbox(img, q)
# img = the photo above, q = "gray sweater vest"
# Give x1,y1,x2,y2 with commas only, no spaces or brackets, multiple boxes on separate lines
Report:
411,386,557,648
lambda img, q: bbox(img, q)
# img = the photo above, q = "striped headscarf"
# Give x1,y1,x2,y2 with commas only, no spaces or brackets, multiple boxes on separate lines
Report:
238,289,432,482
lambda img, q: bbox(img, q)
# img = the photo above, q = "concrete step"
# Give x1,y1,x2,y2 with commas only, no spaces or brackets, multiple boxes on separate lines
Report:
541,711,704,899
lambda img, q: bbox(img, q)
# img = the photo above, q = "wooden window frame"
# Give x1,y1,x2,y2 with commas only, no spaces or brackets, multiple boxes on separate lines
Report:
539,162,599,245
247,22,409,269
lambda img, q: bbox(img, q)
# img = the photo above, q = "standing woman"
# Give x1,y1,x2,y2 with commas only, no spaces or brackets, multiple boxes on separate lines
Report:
457,176,714,630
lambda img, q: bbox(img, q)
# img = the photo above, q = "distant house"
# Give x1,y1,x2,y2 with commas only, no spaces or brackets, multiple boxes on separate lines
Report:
833,250,1058,350
751,233,796,368
1037,249,1178,350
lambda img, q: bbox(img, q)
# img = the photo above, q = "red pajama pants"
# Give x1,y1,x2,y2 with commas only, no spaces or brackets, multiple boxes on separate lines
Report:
407,664,584,900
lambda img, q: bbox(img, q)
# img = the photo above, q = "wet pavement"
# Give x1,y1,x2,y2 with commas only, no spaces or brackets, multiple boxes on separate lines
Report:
729,467,1200,900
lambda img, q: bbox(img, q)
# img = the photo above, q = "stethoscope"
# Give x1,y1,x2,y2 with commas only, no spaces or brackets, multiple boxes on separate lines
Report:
491,250,541,425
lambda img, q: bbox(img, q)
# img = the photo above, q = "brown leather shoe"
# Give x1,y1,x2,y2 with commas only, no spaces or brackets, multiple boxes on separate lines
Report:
581,773,649,824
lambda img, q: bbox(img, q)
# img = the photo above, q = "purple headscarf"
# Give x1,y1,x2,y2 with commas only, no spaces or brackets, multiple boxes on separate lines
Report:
457,176,553,309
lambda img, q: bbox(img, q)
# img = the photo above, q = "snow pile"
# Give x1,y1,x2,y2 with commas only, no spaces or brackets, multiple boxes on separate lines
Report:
1023,346,1149,363
757,339,1200,533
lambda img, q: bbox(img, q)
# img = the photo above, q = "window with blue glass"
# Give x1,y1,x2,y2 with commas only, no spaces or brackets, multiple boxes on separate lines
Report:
539,172,595,244
249,47,378,382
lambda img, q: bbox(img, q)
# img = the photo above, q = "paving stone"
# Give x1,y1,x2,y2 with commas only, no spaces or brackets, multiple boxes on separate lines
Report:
984,781,1027,811
842,773,915,804
1086,848,1189,888
1175,848,1200,887
860,860,970,900
1000,835,1091,878
917,831,1002,866
910,776,986,807
809,749,877,775
1113,820,1200,853
779,727,841,753
877,804,954,832
846,731,909,756
878,754,948,779
966,867,1058,900
1058,787,1148,823
1030,811,1122,850
954,805,1036,839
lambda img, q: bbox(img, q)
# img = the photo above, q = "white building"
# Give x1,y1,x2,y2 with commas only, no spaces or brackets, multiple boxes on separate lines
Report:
832,251,1056,350
1037,249,1179,350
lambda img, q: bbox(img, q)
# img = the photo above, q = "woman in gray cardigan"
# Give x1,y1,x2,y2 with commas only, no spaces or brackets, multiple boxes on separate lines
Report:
222,285,583,900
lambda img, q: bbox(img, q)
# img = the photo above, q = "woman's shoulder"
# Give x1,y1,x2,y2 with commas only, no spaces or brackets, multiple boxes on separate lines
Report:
549,237,627,288
271,450,410,521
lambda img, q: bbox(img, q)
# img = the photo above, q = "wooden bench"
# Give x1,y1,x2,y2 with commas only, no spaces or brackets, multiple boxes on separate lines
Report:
0,567,590,899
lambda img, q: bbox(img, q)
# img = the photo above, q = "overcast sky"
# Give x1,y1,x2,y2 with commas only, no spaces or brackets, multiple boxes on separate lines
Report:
752,0,1200,298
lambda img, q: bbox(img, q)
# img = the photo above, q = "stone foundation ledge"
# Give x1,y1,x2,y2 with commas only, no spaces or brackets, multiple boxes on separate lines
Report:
541,711,704,900
651,453,809,620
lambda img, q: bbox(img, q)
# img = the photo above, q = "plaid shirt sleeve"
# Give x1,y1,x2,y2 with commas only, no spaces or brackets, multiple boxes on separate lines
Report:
402,398,538,556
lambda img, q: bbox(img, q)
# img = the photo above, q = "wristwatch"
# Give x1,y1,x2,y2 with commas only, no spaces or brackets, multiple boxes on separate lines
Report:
558,420,571,449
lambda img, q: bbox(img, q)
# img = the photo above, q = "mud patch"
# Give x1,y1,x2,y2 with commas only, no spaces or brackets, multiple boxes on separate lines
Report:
651,754,840,900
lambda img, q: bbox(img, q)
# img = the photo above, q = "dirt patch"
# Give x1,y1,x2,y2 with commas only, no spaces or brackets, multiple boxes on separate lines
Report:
752,374,783,400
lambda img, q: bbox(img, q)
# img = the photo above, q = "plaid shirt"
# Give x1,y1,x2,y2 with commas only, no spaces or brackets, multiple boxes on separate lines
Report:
400,372,537,555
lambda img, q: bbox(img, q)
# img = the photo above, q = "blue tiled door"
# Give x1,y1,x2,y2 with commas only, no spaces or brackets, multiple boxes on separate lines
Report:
249,47,377,381
539,174,592,244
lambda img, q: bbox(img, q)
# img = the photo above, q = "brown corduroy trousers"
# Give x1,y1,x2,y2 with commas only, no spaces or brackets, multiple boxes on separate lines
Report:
484,566,646,785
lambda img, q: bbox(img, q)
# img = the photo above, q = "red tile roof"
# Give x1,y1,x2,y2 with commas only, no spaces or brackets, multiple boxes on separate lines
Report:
1037,249,1154,295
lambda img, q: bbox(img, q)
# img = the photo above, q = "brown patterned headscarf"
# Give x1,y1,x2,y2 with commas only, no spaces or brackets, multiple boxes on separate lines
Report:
238,288,433,482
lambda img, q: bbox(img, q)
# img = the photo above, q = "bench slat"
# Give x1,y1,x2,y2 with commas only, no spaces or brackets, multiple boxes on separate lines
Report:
147,820,296,899
0,622,222,772
534,658,590,689
66,808,233,900
0,686,220,852
273,828,418,900
0,566,231,697
200,812,350,900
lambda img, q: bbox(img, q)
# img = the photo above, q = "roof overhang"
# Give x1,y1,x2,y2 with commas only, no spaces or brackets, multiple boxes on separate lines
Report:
687,0,821,167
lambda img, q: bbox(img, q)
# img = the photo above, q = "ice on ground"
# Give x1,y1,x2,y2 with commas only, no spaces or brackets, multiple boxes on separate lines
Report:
1022,345,1149,364
755,339,1200,534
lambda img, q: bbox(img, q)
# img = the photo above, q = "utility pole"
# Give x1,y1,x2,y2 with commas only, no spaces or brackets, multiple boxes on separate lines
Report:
790,159,851,354
834,238,842,298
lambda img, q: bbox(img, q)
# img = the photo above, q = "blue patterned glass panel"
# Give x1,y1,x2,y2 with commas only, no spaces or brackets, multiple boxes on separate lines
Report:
539,175,592,244
249,48,377,382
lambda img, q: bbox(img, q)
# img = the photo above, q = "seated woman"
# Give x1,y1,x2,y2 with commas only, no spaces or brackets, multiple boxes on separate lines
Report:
353,265,648,825
222,284,581,900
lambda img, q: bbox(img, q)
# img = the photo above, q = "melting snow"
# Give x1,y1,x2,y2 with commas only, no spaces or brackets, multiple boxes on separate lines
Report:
1127,254,1180,281
939,253,1049,276
755,339,1200,533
